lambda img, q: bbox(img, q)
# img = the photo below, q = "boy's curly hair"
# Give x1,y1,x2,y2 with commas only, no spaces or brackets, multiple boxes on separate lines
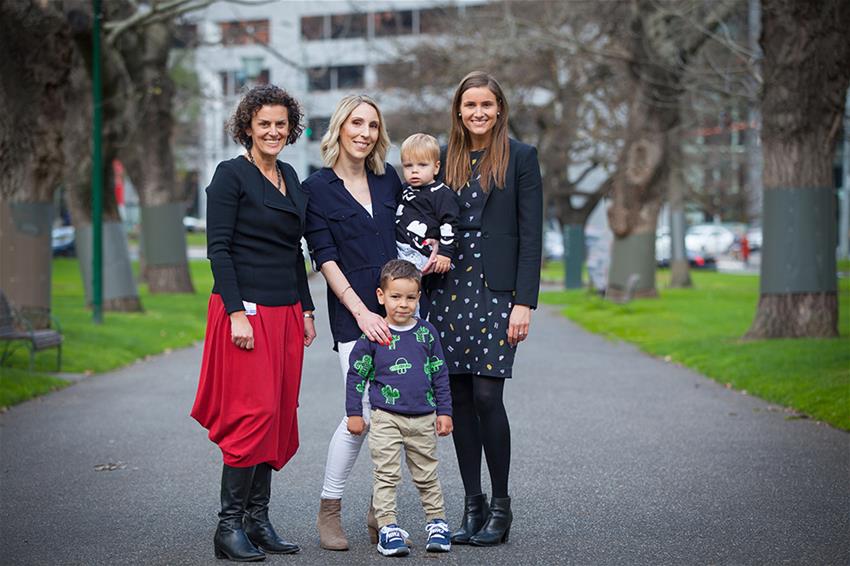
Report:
227,84,304,149
380,260,422,291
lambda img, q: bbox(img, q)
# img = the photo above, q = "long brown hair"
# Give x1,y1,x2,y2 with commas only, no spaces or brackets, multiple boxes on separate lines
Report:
444,71,510,192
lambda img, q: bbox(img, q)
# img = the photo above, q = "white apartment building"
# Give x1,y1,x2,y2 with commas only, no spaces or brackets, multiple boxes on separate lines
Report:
190,0,482,218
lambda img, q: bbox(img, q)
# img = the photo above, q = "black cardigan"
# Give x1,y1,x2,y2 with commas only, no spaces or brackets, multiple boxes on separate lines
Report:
206,156,314,314
439,138,543,308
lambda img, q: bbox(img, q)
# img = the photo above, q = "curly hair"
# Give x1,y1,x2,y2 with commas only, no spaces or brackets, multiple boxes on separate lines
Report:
227,84,304,149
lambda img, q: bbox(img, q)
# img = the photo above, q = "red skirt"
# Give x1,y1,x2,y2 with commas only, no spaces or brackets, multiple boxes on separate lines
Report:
191,294,304,470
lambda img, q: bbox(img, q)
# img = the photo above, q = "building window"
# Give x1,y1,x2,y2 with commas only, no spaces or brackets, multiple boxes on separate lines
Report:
219,19,270,45
221,68,270,97
331,13,367,39
301,15,325,40
419,7,454,34
307,117,331,141
373,10,413,37
306,65,365,91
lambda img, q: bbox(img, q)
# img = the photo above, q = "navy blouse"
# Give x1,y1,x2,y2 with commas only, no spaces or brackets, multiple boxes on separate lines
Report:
303,166,402,347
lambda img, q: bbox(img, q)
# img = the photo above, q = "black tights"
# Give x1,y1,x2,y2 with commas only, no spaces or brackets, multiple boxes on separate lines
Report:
449,373,511,498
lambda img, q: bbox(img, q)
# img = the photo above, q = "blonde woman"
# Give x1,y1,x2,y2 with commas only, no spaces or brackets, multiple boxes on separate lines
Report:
304,94,437,550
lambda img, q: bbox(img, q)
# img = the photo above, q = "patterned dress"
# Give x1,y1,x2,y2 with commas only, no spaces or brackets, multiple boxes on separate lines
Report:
430,153,516,378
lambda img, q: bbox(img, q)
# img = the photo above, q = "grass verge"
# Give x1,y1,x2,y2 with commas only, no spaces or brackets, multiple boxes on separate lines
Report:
540,270,850,431
0,258,214,409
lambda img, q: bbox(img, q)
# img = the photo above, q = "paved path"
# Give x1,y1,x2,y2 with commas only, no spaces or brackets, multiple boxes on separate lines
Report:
2,279,848,565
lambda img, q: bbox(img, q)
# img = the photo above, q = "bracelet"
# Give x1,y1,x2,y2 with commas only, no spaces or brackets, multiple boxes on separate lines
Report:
303,312,315,319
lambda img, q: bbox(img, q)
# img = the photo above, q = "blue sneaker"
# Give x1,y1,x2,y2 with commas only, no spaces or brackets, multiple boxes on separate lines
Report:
425,519,451,552
378,524,410,557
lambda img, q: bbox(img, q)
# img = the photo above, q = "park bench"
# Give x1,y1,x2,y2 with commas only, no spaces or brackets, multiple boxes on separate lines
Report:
0,290,63,372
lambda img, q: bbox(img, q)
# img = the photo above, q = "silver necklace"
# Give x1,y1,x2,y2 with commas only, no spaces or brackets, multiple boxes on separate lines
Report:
248,151,283,194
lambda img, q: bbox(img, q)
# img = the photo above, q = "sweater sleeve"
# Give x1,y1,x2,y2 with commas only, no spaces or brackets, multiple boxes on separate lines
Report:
428,323,453,417
345,337,375,417
205,162,244,314
432,186,460,260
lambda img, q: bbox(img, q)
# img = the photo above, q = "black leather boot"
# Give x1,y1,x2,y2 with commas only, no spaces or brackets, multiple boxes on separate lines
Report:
214,465,265,562
244,463,300,554
470,496,512,546
450,493,490,544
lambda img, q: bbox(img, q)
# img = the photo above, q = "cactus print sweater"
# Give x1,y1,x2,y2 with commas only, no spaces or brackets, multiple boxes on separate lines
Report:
345,319,452,417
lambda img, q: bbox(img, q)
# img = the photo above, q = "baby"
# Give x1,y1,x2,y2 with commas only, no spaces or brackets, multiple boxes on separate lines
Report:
395,133,459,277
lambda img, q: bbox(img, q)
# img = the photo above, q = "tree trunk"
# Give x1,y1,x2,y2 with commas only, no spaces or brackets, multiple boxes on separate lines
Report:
116,20,194,294
606,88,668,298
0,2,72,329
667,133,692,288
746,0,850,339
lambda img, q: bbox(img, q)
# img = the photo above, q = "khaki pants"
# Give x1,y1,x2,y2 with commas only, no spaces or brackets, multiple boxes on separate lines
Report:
368,408,446,528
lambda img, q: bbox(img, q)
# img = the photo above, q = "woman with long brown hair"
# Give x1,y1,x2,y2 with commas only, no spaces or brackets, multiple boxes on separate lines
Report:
431,71,543,546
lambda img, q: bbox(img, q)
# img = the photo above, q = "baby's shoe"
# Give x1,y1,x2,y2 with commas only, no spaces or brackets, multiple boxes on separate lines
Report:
425,519,451,552
377,524,410,557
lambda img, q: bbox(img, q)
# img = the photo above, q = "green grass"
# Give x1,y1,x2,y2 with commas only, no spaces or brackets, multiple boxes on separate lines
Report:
0,367,70,408
0,258,214,408
540,270,850,430
186,232,207,248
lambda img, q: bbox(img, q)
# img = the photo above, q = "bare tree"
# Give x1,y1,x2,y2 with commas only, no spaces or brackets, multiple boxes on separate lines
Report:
745,0,850,338
603,0,740,300
378,1,627,288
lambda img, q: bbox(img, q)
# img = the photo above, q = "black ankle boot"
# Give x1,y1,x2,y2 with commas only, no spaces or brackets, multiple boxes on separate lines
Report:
214,465,265,562
450,493,490,544
243,463,300,554
470,496,512,546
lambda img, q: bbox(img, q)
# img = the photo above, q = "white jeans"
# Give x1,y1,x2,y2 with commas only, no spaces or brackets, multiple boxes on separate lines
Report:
320,340,372,499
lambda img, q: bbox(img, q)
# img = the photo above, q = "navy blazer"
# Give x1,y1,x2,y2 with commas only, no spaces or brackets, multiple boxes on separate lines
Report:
206,156,314,314
303,165,402,346
438,138,543,308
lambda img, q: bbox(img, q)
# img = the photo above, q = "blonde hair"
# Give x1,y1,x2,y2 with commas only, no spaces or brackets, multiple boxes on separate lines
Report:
320,94,390,175
445,71,510,192
400,133,440,164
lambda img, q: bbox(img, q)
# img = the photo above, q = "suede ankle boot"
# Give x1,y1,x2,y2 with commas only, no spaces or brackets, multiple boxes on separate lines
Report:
470,496,512,546
243,463,299,554
317,498,349,550
450,493,490,545
214,465,265,562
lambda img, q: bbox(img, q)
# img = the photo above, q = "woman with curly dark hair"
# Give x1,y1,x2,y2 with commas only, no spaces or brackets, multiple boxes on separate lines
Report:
191,84,316,562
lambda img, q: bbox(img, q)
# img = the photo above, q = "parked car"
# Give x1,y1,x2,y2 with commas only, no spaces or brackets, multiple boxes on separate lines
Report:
685,224,736,255
183,216,206,232
543,219,564,260
51,225,76,257
745,226,762,251
656,227,717,269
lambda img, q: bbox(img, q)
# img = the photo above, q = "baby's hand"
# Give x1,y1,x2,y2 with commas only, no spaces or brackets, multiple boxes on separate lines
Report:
347,416,366,436
436,415,453,436
433,255,452,274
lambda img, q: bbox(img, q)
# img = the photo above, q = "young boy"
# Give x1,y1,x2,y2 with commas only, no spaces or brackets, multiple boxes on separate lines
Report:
395,134,459,307
346,260,453,557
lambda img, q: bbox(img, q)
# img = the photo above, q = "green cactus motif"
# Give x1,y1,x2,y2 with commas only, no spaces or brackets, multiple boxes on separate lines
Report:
355,380,366,394
353,355,374,380
389,357,413,374
387,334,400,350
381,385,401,405
426,389,436,408
414,326,434,344
423,356,444,380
